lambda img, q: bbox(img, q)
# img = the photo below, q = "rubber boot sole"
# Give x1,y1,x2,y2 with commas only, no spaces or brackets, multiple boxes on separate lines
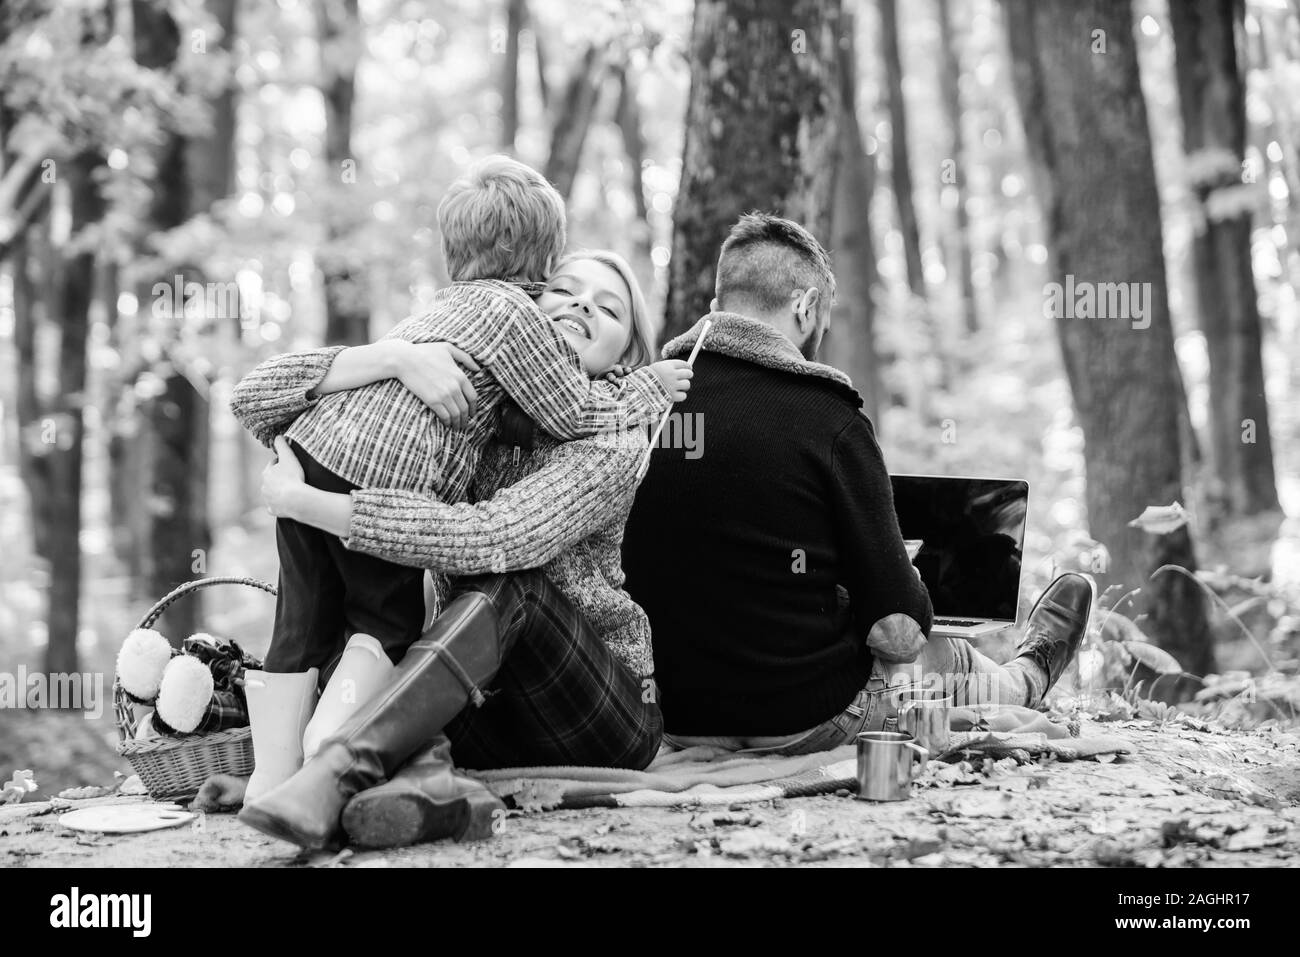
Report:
238,804,339,852
341,785,503,848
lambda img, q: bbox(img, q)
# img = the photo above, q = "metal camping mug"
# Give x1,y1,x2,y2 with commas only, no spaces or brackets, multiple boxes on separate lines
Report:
896,688,953,757
855,731,929,801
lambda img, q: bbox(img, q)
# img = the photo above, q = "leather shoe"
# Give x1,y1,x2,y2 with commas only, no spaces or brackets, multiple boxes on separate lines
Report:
1013,573,1094,701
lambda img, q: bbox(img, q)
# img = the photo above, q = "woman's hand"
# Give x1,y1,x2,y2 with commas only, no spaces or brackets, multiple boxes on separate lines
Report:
388,340,481,430
263,436,307,519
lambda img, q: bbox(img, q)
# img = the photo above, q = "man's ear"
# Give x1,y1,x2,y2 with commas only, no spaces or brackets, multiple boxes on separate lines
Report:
709,297,721,313
793,287,821,331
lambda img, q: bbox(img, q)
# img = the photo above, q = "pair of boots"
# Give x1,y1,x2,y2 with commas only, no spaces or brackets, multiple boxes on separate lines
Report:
244,633,395,804
239,593,507,850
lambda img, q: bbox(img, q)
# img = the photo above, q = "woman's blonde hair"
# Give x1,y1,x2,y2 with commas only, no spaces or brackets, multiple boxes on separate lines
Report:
555,249,656,368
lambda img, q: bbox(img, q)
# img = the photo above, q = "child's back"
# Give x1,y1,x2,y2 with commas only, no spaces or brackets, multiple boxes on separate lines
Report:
286,278,548,503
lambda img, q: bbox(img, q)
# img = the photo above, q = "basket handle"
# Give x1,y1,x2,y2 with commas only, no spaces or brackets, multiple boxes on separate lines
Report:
136,576,277,630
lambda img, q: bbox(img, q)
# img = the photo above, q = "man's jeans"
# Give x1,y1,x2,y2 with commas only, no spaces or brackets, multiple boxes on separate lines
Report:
662,631,1038,757
662,673,891,757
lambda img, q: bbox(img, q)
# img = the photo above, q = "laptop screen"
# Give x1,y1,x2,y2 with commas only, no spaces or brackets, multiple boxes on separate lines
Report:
889,475,1028,622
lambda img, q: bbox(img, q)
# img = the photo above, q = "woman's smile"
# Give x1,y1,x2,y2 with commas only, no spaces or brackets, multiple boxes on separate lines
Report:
554,312,593,340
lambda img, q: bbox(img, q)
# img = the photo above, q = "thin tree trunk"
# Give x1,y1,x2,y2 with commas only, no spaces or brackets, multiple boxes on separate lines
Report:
1003,0,1215,694
45,151,101,678
544,45,606,198
937,0,977,333
826,7,883,426
665,0,843,340
131,0,221,641
615,65,649,223
879,0,925,300
1169,0,1279,521
3,7,102,682
501,0,524,151
530,6,550,112
318,0,368,346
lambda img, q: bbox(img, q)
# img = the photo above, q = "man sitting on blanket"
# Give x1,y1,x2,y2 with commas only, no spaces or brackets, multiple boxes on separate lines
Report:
622,213,1093,755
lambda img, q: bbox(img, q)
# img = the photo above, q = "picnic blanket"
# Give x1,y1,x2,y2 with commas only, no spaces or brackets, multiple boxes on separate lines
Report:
468,705,1134,811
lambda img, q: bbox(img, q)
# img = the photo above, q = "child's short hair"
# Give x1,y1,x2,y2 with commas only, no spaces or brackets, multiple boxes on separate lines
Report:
437,154,566,283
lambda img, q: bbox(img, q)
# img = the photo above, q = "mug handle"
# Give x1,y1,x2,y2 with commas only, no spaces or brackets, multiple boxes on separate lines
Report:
905,740,929,772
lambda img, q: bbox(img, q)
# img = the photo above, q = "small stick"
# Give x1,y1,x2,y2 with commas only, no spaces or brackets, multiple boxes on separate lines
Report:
638,319,712,479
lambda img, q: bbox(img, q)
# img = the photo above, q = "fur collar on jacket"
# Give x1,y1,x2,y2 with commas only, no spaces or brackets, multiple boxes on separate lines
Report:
662,311,860,403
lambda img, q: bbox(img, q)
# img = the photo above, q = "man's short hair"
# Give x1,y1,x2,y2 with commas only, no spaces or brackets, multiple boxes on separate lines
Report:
437,154,567,283
714,212,836,314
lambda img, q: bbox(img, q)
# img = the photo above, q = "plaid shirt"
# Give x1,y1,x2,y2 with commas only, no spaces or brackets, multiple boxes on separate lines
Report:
284,279,669,502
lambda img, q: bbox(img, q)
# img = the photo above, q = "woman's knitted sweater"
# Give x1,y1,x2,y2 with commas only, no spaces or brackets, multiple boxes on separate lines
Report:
230,347,655,677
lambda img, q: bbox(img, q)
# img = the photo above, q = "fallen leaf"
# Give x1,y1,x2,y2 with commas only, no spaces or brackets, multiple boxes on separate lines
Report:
690,810,756,829
1125,642,1183,675
1223,826,1271,852
719,829,791,858
939,792,1020,819
2,770,38,804
115,773,147,796
1128,502,1190,535
57,785,116,801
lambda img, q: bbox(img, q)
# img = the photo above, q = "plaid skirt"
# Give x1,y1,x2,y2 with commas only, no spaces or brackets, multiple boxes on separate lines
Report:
443,570,663,771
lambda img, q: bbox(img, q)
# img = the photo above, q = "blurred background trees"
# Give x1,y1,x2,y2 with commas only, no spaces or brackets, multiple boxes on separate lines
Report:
2,0,1299,777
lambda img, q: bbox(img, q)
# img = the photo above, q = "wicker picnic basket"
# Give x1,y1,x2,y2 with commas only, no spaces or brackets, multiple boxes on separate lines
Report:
113,576,276,801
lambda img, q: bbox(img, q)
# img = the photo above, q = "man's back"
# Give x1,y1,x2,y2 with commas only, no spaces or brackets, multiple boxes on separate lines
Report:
623,313,932,737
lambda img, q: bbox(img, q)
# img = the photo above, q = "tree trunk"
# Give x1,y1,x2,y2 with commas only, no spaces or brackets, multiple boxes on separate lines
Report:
665,0,843,340
544,45,606,199
825,8,883,426
501,0,524,151
529,4,550,112
879,0,925,300
615,65,649,224
937,0,977,333
1168,0,1279,521
45,153,102,678
1003,0,1215,692
190,0,238,208
318,0,368,346
131,0,225,641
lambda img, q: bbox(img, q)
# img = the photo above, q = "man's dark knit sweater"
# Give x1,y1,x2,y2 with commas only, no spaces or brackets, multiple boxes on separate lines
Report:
622,312,933,736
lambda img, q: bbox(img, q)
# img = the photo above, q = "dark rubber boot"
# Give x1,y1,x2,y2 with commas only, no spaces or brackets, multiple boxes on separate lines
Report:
238,592,510,850
341,735,502,848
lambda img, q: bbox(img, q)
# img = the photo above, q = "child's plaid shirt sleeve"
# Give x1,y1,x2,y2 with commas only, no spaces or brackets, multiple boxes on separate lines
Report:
483,291,672,438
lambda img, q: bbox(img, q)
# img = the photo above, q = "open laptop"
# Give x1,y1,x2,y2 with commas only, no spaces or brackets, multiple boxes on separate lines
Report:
889,475,1029,639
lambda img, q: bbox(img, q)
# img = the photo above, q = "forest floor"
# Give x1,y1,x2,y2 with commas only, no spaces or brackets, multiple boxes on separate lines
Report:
4,714,1300,868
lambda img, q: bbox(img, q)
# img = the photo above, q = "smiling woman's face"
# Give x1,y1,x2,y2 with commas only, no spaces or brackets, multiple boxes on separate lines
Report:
537,258,634,376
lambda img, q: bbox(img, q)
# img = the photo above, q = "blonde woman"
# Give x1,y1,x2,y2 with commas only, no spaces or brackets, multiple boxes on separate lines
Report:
230,251,668,850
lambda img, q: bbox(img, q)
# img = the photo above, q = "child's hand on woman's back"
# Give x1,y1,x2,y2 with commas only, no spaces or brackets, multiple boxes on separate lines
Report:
650,359,694,403
385,339,482,430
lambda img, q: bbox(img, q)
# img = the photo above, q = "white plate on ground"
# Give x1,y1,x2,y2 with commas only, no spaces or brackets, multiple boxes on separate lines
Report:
58,803,194,834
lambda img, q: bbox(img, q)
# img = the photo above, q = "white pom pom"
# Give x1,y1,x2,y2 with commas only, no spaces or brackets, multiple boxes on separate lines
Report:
156,655,214,733
117,629,173,701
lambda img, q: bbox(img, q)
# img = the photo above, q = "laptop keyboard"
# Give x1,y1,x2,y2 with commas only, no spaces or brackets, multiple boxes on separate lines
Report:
935,618,984,628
